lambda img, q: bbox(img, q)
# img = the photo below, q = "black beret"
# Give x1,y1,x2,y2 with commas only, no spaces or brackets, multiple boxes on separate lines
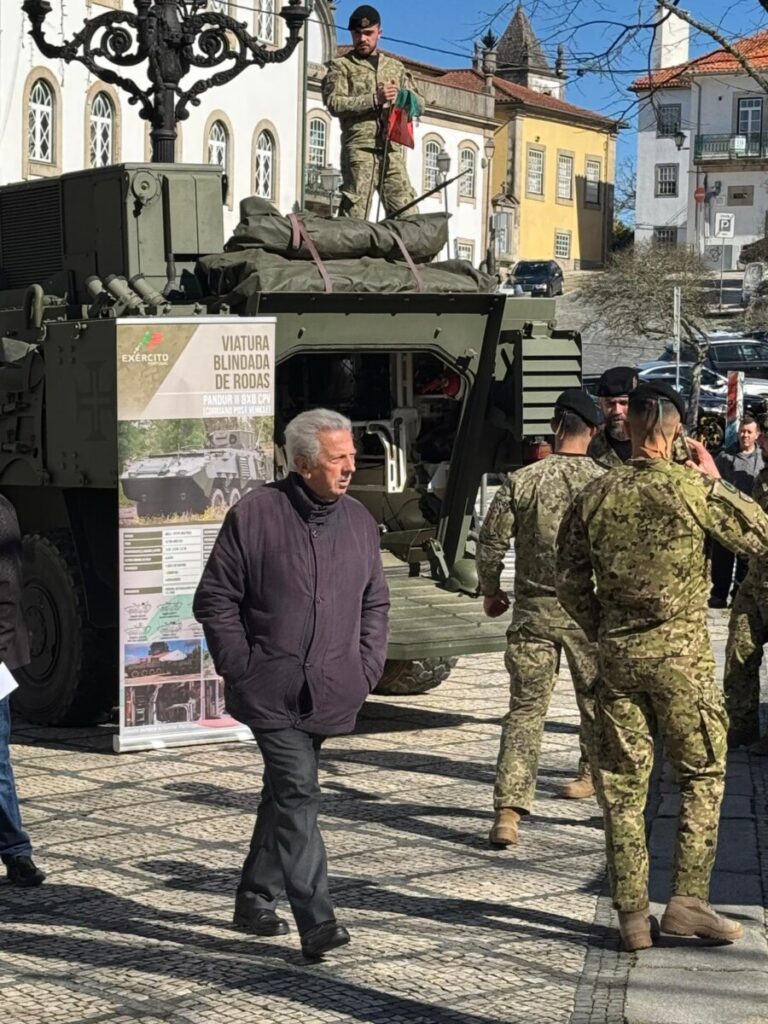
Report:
596,366,639,397
555,388,604,427
630,381,687,421
348,5,380,29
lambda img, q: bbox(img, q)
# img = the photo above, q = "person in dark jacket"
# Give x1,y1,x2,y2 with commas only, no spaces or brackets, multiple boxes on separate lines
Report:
193,408,389,959
0,495,45,887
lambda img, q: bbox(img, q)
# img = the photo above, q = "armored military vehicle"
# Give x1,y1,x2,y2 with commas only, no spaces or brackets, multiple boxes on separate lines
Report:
124,641,200,679
121,429,271,517
0,159,581,725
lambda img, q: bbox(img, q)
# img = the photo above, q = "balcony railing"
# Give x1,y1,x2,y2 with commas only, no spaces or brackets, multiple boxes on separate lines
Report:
694,133,767,162
305,164,326,196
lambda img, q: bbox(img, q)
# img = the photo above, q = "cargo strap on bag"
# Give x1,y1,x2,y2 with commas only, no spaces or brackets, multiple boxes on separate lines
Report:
384,228,426,292
288,214,333,293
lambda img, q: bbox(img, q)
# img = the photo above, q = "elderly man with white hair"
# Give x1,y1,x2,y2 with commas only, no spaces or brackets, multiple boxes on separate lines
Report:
194,408,389,959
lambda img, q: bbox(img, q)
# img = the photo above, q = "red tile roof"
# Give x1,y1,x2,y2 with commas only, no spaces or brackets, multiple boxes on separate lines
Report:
631,28,768,90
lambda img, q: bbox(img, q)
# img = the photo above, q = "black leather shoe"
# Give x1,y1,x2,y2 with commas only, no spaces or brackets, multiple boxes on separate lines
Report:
301,920,351,959
233,907,289,936
2,855,45,887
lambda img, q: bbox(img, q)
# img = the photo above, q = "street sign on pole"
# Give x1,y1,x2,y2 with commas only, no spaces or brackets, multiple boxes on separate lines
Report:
694,186,706,203
673,286,682,390
725,370,744,450
714,212,735,238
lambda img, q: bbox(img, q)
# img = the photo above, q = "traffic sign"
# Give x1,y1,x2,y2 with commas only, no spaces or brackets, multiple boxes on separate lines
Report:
694,186,706,203
714,212,735,238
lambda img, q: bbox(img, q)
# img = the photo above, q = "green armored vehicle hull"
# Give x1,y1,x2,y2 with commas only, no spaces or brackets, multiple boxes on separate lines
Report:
0,163,581,725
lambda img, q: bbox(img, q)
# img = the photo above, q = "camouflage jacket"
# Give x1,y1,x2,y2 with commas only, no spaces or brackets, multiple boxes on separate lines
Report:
741,466,768,591
555,458,768,657
587,430,626,469
476,454,605,629
322,51,422,150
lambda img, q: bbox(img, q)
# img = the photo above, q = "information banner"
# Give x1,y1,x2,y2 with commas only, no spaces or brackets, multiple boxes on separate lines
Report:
114,317,276,753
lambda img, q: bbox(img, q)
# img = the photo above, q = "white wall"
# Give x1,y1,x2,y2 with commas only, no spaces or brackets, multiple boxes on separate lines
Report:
634,87,691,245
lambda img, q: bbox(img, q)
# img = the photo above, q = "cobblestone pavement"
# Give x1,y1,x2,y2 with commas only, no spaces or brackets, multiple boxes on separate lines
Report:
2,610,768,1024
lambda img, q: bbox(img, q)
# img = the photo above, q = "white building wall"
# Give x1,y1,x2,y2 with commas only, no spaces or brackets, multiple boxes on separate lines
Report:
634,87,691,245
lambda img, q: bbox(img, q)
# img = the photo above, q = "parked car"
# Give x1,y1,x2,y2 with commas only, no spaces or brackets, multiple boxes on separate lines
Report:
742,262,767,306
504,260,564,297
660,333,768,381
739,237,768,268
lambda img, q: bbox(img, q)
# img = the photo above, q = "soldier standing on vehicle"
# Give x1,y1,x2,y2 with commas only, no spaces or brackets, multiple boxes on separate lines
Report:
556,380,768,952
477,389,605,848
587,366,637,468
723,426,768,751
322,5,420,219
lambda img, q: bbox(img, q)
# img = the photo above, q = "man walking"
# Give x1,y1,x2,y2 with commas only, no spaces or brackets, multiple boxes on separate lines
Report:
556,380,768,952
193,409,389,958
322,5,420,219
710,413,763,607
0,495,45,887
477,389,605,847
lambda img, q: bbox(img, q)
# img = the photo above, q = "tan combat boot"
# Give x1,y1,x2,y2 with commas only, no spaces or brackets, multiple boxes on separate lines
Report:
660,896,744,942
618,909,657,952
559,769,595,800
489,808,520,847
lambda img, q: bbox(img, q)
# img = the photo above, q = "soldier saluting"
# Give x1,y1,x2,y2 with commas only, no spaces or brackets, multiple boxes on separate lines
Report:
322,5,420,219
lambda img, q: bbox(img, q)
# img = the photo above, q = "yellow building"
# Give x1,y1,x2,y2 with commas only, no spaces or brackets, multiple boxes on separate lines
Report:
440,8,621,271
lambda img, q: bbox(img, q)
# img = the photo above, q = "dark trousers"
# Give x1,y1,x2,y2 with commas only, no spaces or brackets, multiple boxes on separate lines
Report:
0,697,32,860
711,543,748,602
238,728,334,934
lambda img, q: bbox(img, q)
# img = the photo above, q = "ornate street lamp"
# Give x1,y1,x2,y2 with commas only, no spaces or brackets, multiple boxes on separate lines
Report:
436,149,451,257
22,0,311,163
319,164,342,217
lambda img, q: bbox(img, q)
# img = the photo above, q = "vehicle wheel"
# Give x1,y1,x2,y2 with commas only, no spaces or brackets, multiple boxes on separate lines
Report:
210,488,227,510
13,532,116,725
136,500,161,518
373,657,457,696
228,488,242,508
546,283,554,297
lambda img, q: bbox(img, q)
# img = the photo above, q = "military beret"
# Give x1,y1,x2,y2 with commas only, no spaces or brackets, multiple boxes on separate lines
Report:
596,366,639,397
555,388,604,427
630,380,687,421
348,5,380,29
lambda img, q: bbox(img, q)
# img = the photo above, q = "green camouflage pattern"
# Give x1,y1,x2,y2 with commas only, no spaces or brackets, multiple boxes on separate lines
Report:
494,623,598,813
598,650,728,911
323,51,420,218
477,454,605,629
723,466,768,734
555,457,768,912
587,430,624,469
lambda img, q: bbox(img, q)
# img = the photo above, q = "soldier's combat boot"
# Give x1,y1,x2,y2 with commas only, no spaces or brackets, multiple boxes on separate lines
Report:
618,909,657,952
489,808,520,846
559,769,595,800
660,897,743,942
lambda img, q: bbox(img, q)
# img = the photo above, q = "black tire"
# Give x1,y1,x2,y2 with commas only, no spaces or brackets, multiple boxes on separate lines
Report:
12,532,116,725
373,657,457,696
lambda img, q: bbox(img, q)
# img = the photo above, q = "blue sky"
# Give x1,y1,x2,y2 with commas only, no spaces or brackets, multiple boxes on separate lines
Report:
331,1,768,166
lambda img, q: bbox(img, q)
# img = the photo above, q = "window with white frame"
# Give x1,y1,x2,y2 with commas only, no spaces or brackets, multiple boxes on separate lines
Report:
89,91,114,167
527,148,544,195
654,226,677,245
494,210,511,254
737,97,763,137
254,130,275,198
424,140,441,191
209,0,228,12
308,118,327,168
28,78,54,163
657,104,681,137
655,163,678,197
585,158,601,205
557,153,573,200
458,147,476,199
554,231,571,259
456,241,474,262
256,0,276,43
208,119,228,168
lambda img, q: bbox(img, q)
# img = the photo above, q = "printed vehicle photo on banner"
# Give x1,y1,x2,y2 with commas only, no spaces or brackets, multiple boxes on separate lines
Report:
115,318,276,753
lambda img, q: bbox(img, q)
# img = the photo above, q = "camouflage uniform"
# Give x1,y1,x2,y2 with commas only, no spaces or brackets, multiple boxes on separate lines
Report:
723,467,768,735
587,429,626,469
556,459,768,912
477,454,605,814
322,51,420,219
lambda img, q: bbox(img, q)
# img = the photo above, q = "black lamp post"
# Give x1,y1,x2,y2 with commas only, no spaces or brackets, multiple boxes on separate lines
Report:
22,0,310,163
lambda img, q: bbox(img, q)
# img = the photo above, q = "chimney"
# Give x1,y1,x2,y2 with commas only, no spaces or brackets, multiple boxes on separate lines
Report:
481,31,498,96
652,3,689,69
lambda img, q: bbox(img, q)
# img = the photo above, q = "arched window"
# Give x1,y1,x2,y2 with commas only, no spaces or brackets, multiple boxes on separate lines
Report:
28,79,54,163
459,146,476,199
90,92,114,167
208,119,228,168
424,139,441,191
254,130,275,199
308,117,327,169
257,0,275,43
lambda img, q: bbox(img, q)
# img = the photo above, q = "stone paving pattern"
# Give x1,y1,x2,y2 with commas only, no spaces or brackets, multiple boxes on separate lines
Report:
1,609,767,1024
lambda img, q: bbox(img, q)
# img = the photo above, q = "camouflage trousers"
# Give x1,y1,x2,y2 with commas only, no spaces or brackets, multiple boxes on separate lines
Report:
597,649,727,912
494,622,598,814
723,585,768,735
338,145,417,220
